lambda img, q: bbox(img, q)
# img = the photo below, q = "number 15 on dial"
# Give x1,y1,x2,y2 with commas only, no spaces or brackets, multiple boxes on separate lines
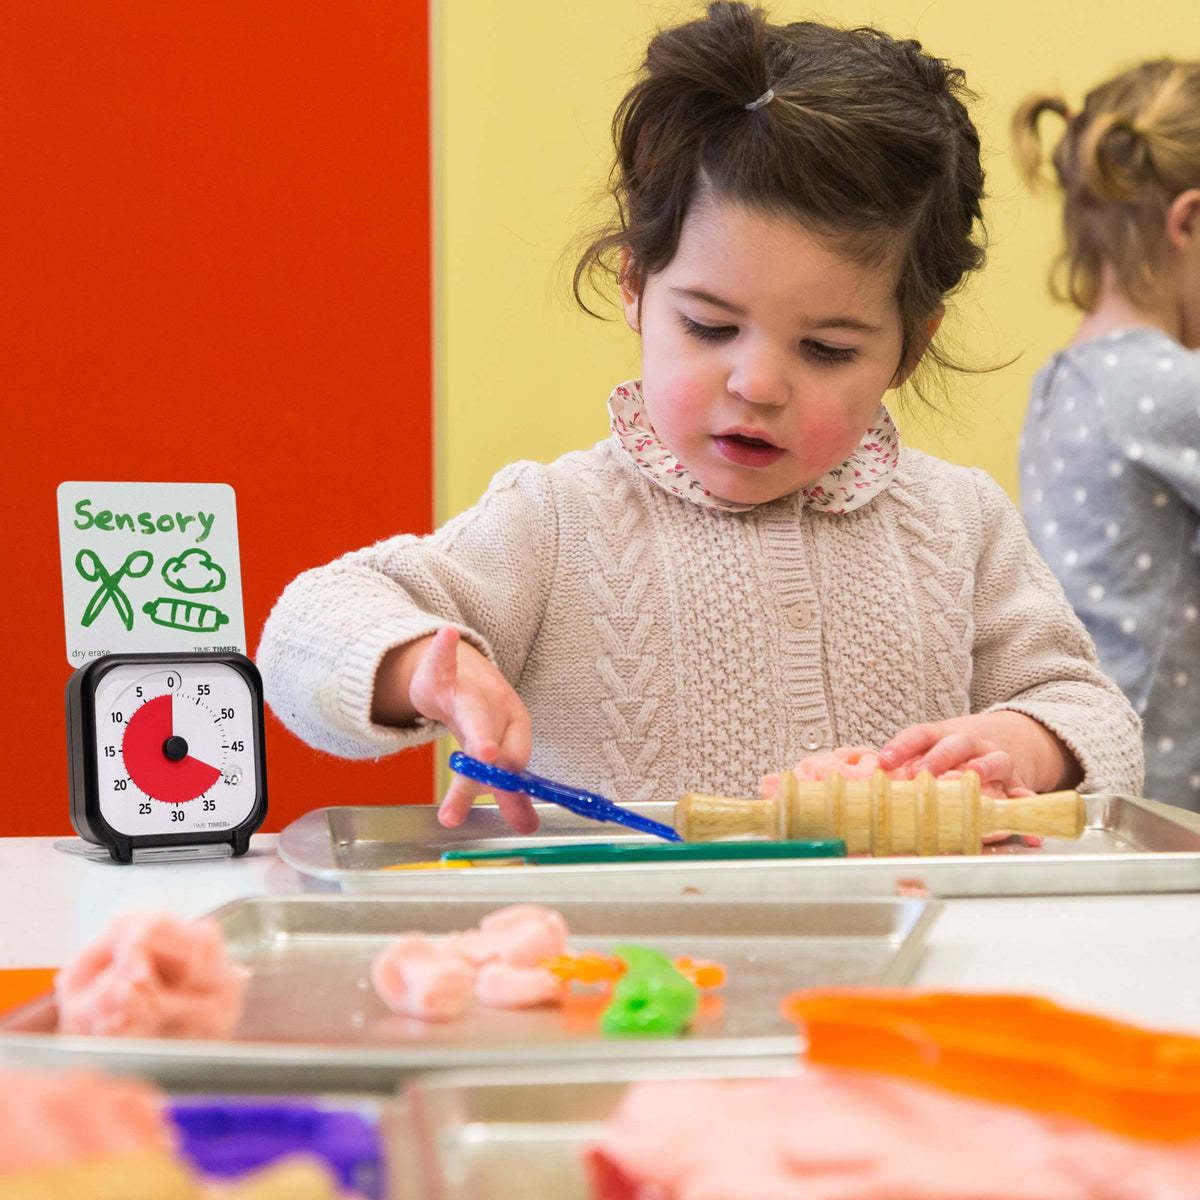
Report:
66,653,268,863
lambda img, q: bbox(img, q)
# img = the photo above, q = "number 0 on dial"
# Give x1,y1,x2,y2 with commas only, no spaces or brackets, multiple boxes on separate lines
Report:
66,653,268,863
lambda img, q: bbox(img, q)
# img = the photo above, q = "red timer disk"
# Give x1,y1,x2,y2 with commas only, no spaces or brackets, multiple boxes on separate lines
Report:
121,693,223,804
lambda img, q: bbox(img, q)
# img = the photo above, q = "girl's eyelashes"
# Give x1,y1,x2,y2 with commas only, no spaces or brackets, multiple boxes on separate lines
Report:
802,340,858,365
678,315,859,366
678,314,736,342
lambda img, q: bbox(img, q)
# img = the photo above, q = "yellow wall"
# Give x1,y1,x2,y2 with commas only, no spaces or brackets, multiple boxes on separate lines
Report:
437,1,1199,520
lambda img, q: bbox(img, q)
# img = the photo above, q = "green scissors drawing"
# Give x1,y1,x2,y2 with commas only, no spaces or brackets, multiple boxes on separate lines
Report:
76,549,154,630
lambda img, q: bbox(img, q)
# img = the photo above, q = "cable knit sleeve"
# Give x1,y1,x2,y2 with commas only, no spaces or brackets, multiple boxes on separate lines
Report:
255,461,558,758
968,469,1144,795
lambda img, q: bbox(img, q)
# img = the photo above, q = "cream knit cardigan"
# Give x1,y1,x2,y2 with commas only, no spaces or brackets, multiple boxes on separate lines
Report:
258,438,1144,802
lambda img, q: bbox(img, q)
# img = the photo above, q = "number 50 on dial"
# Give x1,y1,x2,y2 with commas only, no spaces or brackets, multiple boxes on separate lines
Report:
66,653,268,863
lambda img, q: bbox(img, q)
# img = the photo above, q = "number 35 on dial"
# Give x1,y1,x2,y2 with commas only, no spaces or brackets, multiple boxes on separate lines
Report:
66,653,267,863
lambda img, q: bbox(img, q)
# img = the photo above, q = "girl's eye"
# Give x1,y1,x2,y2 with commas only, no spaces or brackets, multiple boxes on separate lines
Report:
803,340,858,365
679,315,737,342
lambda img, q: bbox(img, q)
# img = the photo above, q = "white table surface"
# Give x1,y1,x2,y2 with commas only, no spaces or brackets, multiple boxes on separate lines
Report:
2,835,1198,1032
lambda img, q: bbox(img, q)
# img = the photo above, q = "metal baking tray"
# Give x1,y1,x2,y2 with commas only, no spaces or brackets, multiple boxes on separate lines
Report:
278,793,1200,898
0,893,936,1093
392,1059,804,1200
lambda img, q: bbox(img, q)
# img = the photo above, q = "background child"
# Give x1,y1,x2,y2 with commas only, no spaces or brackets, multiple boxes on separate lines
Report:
259,1,1141,830
1013,61,1200,809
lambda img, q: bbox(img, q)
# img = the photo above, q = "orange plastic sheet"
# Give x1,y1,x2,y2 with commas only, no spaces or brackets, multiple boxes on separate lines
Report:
0,969,55,1017
784,989,1200,1142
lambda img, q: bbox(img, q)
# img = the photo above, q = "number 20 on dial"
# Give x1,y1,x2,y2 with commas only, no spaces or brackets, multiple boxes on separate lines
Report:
66,653,267,863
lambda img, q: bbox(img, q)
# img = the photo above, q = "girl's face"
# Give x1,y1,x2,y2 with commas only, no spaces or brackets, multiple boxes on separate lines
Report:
622,197,918,506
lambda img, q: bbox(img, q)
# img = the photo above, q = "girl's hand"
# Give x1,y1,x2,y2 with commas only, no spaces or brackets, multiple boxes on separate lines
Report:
377,627,537,832
877,717,1029,793
877,712,1081,795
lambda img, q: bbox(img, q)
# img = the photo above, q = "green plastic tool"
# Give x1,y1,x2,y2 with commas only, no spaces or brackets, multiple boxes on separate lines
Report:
440,838,846,865
601,945,699,1037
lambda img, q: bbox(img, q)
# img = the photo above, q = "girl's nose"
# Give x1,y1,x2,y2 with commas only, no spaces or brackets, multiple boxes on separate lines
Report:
726,343,790,407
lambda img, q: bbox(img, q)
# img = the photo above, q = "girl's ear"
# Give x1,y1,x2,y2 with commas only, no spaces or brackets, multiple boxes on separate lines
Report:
889,307,945,389
619,247,643,333
1166,188,1200,249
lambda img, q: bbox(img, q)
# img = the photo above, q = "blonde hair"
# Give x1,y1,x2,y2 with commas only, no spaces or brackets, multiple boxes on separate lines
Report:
1012,60,1200,311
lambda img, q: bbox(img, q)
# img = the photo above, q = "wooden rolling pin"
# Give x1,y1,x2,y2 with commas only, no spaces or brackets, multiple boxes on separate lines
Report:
674,769,1085,855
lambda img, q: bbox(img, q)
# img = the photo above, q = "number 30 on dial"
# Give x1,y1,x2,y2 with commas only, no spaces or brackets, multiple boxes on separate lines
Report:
66,653,268,863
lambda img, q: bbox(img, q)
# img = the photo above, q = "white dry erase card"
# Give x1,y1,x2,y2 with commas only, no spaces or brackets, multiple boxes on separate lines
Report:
57,482,247,666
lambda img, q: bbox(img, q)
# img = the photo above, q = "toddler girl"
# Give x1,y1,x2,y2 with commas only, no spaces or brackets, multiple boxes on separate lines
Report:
259,2,1141,831
1014,61,1200,809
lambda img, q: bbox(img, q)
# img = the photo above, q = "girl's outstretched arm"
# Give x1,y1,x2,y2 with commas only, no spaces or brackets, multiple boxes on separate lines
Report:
257,460,558,773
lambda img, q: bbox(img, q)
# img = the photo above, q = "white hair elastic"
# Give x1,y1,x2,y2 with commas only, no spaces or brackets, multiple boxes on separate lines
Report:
745,88,774,111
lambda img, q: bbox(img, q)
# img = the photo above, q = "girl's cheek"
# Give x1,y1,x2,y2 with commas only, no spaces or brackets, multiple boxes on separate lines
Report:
646,369,710,424
795,410,862,472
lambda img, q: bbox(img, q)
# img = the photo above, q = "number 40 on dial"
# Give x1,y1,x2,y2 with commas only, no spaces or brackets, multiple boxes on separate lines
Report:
66,653,268,863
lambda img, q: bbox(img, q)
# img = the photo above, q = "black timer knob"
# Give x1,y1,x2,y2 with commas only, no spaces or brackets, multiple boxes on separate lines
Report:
162,735,190,762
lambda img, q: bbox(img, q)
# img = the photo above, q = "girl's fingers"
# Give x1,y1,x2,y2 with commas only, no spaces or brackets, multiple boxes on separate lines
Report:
437,773,488,828
494,789,539,835
448,688,501,764
959,750,1013,786
912,731,986,777
878,724,943,771
496,705,533,776
486,704,537,832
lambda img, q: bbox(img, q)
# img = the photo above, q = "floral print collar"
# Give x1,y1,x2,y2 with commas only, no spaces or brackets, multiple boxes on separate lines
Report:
607,380,899,514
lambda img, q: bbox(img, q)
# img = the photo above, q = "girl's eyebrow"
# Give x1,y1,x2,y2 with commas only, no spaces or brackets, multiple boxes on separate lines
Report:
670,286,882,335
671,286,746,314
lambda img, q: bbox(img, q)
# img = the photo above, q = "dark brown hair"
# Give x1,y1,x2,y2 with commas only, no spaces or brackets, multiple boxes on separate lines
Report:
573,2,987,387
1013,60,1200,311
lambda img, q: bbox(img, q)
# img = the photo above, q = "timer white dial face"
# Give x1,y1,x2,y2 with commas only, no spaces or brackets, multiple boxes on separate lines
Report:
91,662,258,837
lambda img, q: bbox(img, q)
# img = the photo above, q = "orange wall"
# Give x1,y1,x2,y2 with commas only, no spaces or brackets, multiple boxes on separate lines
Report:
0,1,434,836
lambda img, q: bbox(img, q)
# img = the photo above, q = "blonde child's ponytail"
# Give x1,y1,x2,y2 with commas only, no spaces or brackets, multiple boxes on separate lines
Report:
1012,60,1200,311
1010,93,1070,190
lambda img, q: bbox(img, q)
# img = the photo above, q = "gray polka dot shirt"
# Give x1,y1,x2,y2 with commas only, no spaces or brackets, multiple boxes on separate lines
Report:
1020,328,1200,810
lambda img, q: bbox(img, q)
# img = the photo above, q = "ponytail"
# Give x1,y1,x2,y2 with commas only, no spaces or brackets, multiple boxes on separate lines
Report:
1010,93,1070,190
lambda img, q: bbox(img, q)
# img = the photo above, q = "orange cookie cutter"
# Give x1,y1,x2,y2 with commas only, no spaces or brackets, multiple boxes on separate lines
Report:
542,952,725,990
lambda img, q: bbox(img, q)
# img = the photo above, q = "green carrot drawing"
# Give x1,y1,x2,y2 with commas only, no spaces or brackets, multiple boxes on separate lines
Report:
142,597,230,632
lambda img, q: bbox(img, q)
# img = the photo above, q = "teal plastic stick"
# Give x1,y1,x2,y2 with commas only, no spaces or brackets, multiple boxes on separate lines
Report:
441,838,846,865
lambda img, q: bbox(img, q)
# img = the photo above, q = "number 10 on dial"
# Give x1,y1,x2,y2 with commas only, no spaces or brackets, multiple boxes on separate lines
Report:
66,653,267,863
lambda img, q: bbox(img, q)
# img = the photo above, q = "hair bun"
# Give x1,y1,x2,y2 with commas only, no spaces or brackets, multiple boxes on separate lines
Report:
1079,110,1152,202
643,1,770,117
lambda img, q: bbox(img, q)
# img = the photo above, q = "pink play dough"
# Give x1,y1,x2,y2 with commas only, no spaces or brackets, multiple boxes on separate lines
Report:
370,904,571,1021
55,912,247,1039
761,746,1042,847
369,933,475,1021
0,1069,172,1172
585,1068,1200,1200
443,903,569,968
474,961,564,1009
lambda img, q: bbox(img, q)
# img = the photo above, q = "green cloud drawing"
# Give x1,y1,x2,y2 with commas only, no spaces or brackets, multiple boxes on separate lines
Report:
162,548,227,594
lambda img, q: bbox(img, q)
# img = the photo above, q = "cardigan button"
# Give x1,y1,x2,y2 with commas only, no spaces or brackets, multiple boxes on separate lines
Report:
800,726,825,752
786,602,813,630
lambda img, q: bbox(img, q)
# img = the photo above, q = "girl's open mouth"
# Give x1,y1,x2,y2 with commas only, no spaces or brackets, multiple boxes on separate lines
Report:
713,432,785,468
